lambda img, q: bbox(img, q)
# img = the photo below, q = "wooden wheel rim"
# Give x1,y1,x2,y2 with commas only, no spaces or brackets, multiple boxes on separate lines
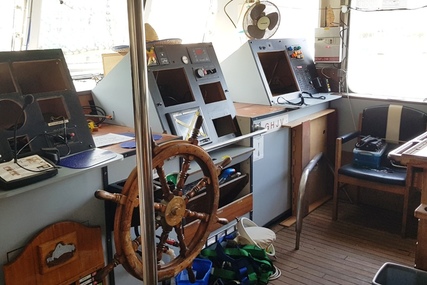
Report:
114,141,219,281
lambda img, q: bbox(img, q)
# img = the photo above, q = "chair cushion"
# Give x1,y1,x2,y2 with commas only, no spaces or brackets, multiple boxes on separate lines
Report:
338,163,407,186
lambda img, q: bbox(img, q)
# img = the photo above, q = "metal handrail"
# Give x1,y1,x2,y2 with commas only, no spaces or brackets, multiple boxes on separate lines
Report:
203,128,267,152
295,152,323,250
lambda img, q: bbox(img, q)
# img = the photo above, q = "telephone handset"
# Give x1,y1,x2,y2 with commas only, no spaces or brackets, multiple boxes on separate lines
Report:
355,135,385,152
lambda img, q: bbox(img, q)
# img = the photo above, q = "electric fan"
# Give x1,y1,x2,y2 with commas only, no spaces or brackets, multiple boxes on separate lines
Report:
242,1,280,39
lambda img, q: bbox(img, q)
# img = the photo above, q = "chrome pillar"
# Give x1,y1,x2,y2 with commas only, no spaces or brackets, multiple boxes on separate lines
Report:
126,0,157,283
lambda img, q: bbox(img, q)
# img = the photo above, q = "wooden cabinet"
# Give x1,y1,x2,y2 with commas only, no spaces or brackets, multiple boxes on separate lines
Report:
234,103,337,226
282,109,337,225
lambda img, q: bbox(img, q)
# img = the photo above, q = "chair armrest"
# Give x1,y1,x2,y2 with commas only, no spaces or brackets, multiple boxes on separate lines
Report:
335,131,360,172
339,131,361,144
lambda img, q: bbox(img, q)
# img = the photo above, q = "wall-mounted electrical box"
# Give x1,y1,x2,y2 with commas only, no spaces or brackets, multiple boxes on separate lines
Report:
314,27,342,63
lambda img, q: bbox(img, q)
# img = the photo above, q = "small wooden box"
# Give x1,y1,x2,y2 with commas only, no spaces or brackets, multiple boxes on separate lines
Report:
102,53,126,76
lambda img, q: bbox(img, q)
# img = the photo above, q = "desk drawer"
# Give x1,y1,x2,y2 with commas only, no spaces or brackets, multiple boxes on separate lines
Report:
184,193,253,240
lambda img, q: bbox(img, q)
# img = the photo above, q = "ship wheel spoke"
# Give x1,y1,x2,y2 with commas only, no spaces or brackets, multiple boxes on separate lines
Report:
185,176,210,201
156,165,174,202
174,155,193,195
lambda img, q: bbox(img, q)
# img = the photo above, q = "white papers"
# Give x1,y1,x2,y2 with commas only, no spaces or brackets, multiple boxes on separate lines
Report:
0,155,55,182
93,133,134,147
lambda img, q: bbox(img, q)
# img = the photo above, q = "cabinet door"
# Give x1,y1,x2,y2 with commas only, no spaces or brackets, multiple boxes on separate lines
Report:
290,110,337,219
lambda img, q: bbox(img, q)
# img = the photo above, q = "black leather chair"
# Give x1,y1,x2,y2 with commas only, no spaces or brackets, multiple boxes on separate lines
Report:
332,104,427,236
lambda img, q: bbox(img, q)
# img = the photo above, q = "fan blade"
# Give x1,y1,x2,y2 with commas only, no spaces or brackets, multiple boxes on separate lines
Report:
248,25,266,39
267,12,279,30
250,3,266,20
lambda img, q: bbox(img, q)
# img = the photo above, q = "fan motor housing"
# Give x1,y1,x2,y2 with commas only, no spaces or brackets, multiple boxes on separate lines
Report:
257,16,270,30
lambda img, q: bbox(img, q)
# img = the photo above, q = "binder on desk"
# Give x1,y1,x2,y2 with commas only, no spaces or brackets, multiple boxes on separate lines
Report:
58,148,117,169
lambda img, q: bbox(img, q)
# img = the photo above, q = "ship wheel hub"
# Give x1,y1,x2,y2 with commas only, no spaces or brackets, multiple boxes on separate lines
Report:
165,196,186,226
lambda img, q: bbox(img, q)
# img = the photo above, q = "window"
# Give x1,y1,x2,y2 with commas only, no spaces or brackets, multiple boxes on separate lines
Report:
0,1,28,51
1,0,317,91
33,0,129,77
1,0,130,90
347,0,427,101
0,0,216,88
145,0,216,44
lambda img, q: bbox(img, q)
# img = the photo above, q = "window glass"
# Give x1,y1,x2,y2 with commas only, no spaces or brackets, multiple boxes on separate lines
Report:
36,0,129,77
146,0,216,43
347,1,427,101
0,1,26,51
0,0,216,90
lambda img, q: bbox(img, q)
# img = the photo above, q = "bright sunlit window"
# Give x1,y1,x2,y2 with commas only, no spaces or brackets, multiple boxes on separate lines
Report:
146,0,216,44
0,0,217,90
1,0,130,91
1,0,320,91
34,0,129,77
347,0,427,101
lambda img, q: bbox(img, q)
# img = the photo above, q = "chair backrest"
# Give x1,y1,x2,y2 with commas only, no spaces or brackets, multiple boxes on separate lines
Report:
360,104,427,144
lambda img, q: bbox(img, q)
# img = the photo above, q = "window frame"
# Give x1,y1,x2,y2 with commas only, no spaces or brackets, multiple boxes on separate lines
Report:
346,1,427,103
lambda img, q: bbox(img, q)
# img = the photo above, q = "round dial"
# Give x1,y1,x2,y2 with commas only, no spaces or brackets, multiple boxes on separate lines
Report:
181,56,189,64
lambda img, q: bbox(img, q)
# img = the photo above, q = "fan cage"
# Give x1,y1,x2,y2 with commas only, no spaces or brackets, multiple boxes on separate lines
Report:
242,1,281,40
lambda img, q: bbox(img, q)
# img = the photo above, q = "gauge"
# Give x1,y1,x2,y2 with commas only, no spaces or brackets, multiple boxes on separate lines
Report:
181,55,189,64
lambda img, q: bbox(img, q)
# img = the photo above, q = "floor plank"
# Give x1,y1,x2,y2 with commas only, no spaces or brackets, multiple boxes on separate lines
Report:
268,200,417,285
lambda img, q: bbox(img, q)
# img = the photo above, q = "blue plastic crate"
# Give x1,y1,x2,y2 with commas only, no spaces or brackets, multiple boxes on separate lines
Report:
175,258,212,285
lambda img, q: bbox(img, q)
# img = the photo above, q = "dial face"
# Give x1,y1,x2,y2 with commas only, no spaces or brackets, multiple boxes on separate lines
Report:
181,55,189,64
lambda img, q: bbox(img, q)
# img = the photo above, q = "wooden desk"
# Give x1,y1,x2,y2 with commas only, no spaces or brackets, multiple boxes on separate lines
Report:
389,132,427,270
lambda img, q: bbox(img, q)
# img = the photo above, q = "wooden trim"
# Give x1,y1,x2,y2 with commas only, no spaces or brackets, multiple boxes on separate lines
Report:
184,194,252,240
337,174,406,195
282,109,335,128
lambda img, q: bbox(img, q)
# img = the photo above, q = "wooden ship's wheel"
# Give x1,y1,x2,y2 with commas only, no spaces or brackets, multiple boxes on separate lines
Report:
94,116,230,282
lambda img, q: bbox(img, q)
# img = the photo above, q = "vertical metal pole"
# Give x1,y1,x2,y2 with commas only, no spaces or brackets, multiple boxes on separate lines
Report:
126,0,158,284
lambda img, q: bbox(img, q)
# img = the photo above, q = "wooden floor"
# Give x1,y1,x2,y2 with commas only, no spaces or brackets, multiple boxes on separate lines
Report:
267,200,417,285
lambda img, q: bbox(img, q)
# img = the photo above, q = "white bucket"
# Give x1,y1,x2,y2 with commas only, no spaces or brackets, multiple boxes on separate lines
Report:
236,217,276,257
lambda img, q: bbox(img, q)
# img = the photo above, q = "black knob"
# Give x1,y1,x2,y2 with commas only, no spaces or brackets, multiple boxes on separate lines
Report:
207,68,217,75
